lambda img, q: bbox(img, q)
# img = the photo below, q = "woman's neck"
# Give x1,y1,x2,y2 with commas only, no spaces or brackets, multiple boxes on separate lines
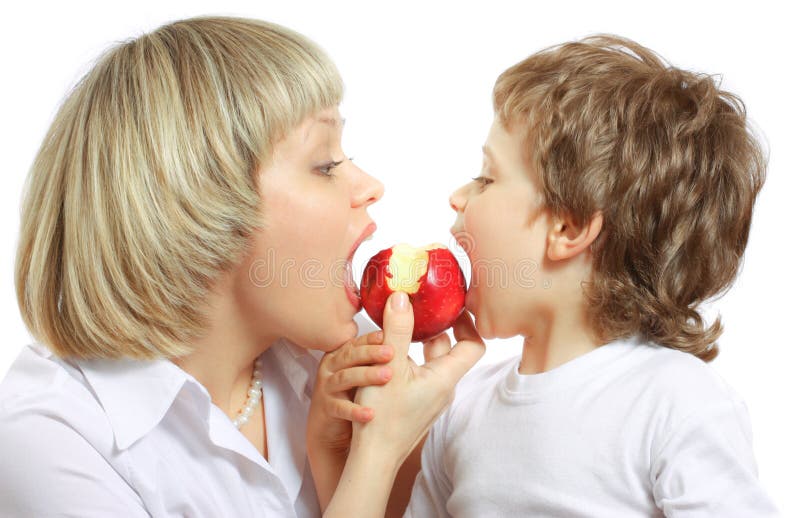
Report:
170,273,278,418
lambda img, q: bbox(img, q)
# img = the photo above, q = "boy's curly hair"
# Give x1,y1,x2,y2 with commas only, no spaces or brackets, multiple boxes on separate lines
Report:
493,35,766,361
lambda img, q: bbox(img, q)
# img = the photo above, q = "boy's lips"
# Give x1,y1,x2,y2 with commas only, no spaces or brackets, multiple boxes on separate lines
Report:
450,227,472,255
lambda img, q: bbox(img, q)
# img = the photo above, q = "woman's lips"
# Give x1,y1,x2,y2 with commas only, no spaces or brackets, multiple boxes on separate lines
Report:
349,222,377,261
343,222,376,311
344,261,361,310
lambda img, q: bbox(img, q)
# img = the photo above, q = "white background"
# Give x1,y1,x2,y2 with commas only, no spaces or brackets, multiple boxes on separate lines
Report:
1,1,796,515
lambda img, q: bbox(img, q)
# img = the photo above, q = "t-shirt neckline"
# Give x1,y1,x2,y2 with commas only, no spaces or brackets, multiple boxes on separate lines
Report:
500,335,641,403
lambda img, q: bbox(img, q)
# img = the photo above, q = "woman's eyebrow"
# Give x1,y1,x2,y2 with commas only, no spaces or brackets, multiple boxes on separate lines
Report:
304,117,346,143
318,117,346,128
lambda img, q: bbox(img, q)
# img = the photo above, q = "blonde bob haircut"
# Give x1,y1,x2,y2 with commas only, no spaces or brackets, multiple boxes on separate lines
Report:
15,16,343,360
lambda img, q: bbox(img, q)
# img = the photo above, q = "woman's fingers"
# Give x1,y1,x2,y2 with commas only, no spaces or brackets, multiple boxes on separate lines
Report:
381,292,414,366
422,332,451,363
351,330,384,347
327,397,375,423
425,312,485,385
452,311,482,343
326,344,393,373
327,365,393,393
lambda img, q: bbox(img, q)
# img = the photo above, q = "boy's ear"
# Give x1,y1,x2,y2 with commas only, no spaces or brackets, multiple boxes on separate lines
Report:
545,211,603,261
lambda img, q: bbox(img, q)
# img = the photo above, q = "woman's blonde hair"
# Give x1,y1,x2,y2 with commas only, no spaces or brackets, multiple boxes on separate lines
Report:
494,35,766,361
15,15,343,360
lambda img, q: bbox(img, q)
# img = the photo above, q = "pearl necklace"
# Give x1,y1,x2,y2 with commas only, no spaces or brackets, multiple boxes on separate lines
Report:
232,357,263,429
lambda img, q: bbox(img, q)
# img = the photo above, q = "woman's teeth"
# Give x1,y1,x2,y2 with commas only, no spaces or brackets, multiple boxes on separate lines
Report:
345,260,359,296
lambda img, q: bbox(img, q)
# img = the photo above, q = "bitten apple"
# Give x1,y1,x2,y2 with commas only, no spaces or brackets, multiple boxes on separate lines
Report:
360,243,466,342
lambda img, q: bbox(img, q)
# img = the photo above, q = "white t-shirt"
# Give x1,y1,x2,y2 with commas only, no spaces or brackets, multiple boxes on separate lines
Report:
406,336,781,517
0,338,322,517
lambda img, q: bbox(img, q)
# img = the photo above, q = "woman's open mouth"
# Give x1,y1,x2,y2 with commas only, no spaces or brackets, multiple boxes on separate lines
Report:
343,222,376,311
344,260,361,310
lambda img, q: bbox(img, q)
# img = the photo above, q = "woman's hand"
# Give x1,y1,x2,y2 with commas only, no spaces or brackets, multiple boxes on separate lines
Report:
324,292,485,517
352,291,485,463
307,329,395,511
308,330,394,454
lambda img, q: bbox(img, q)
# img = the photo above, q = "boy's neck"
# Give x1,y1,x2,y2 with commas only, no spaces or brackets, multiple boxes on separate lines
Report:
518,303,602,375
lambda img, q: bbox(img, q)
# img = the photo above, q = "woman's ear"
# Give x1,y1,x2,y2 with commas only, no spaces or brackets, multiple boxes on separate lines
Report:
546,211,603,261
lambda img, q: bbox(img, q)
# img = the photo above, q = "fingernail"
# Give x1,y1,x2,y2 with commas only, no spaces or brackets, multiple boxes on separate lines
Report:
375,331,384,342
379,346,393,358
392,291,409,311
378,367,392,380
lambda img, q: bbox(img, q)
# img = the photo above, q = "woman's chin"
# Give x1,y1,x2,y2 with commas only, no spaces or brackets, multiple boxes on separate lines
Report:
318,319,359,352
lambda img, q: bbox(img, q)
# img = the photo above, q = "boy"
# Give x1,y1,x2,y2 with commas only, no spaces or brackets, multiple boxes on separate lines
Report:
312,34,780,516
407,34,779,516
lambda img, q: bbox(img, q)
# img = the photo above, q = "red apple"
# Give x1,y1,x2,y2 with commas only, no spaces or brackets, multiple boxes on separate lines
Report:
360,243,466,342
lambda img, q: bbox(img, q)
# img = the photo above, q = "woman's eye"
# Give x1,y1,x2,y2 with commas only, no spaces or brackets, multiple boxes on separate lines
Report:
316,157,353,177
317,159,344,177
472,176,494,188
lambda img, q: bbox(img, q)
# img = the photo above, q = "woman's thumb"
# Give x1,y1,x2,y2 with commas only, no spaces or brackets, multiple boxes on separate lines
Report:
381,291,414,363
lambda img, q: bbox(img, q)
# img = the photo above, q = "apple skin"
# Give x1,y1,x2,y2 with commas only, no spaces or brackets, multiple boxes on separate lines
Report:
360,245,467,342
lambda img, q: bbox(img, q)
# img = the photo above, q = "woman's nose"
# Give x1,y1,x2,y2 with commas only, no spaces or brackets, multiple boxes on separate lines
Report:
351,165,385,208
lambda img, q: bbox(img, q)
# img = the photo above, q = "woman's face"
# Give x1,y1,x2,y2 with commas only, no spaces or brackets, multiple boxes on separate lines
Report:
234,106,384,351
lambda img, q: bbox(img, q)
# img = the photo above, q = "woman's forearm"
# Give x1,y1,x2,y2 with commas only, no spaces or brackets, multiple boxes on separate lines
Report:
385,437,425,518
323,438,402,518
308,444,347,512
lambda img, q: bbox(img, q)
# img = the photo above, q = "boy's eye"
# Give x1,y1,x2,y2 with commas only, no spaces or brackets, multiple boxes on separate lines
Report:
472,176,494,188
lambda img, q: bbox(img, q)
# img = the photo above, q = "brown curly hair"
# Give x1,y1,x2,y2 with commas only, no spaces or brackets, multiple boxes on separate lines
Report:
493,35,767,361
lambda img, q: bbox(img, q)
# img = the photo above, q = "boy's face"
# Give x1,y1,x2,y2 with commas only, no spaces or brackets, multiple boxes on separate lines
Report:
449,117,553,339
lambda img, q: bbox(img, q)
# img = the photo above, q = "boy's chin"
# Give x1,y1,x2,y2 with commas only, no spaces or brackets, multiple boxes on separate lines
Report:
473,310,521,341
466,293,495,339
471,311,495,340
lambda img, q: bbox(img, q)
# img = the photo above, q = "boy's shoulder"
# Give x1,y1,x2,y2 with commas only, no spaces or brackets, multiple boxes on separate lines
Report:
449,340,741,417
449,354,518,409
439,339,743,427
426,355,517,448
617,339,748,433
630,340,737,398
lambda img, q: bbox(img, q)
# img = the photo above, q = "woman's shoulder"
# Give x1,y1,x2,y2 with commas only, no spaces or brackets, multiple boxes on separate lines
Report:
0,342,111,440
0,345,150,514
2,342,88,393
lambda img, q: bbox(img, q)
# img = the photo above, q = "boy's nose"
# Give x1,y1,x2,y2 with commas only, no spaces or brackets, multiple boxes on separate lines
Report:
449,185,467,212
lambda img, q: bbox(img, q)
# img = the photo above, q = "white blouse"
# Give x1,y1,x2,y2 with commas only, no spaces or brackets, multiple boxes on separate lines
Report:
0,336,327,517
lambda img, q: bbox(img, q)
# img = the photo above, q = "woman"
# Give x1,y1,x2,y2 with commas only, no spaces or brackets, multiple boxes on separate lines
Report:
1,15,483,516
